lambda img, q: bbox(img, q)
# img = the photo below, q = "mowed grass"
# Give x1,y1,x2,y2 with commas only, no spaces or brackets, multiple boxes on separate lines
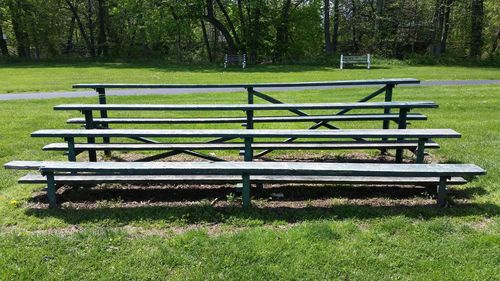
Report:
0,85,499,280
1,61,500,93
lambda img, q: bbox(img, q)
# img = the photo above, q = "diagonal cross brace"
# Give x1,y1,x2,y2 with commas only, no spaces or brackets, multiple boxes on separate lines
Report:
251,86,388,158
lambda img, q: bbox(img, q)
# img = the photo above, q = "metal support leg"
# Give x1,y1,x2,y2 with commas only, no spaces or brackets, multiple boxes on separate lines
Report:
65,137,77,162
242,137,253,207
395,108,408,163
416,138,427,163
437,177,448,207
46,172,57,209
242,173,251,208
84,110,97,162
97,88,111,157
381,84,394,155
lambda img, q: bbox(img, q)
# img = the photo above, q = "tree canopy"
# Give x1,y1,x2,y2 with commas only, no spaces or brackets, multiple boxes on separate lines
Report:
0,0,498,62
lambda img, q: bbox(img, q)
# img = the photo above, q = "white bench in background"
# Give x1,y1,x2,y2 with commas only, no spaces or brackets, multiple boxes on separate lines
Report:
340,54,371,69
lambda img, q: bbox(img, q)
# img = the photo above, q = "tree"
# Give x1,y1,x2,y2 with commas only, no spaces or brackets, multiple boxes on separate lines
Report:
324,0,331,55
470,0,484,57
0,6,9,56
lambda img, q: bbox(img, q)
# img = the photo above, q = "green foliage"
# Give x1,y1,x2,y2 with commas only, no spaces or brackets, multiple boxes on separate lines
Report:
0,0,498,62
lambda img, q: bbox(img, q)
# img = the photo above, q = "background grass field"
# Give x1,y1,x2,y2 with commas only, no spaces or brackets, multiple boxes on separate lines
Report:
1,61,500,93
0,80,498,279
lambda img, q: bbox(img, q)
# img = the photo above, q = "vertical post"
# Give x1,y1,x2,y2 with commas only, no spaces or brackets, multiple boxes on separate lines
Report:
83,110,97,162
367,54,371,69
65,137,77,162
340,54,344,69
96,87,111,157
395,108,408,163
381,84,394,154
46,172,57,209
242,137,253,208
246,88,254,130
437,176,448,207
416,138,427,163
224,54,228,68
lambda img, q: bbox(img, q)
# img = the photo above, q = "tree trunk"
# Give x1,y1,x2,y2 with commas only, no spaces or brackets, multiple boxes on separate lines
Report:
97,0,108,57
64,16,76,54
86,0,96,57
469,0,483,57
491,28,500,54
215,0,241,49
65,0,95,57
324,0,332,55
201,19,213,62
8,0,30,58
204,0,237,53
274,0,292,62
332,0,339,52
0,18,9,56
440,0,453,54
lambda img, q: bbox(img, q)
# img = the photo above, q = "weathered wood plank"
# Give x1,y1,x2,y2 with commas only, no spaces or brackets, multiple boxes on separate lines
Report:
43,140,440,151
10,161,483,177
31,129,461,139
66,114,427,124
18,173,468,186
54,101,437,111
72,79,420,89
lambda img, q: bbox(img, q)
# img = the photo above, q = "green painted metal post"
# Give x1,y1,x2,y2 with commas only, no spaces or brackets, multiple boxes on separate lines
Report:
65,137,77,162
437,176,448,207
96,88,111,157
242,173,251,208
395,108,408,163
416,138,427,163
242,137,253,207
381,84,394,154
46,172,57,209
83,110,97,162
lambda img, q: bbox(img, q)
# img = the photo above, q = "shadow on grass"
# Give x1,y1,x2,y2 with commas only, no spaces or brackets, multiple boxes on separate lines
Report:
24,183,496,225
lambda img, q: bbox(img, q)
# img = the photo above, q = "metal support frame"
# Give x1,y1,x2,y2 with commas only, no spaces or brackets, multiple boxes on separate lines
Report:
242,88,254,207
437,176,448,207
381,84,394,154
46,172,57,209
251,85,391,158
416,138,427,163
395,108,409,163
96,88,111,157
65,137,77,162
83,110,97,162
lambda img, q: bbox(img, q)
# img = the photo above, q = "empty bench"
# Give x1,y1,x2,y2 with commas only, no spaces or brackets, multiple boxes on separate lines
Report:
55,101,438,162
224,54,246,68
34,128,459,163
5,161,486,208
340,54,371,69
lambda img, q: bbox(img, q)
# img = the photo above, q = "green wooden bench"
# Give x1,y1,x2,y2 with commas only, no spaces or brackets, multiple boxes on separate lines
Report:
55,101,437,162
34,128,459,163
4,160,485,208
71,79,420,157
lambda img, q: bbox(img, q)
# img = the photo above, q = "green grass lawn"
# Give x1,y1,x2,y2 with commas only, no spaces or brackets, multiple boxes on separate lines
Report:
0,84,499,279
1,61,500,93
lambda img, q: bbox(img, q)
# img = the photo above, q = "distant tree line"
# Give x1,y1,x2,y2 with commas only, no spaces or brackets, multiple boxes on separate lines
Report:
0,0,498,63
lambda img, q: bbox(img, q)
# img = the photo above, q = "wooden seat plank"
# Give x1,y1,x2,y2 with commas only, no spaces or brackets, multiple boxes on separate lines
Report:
43,140,440,151
18,174,468,186
31,129,461,139
72,79,420,90
66,113,427,125
5,161,484,177
54,101,437,111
